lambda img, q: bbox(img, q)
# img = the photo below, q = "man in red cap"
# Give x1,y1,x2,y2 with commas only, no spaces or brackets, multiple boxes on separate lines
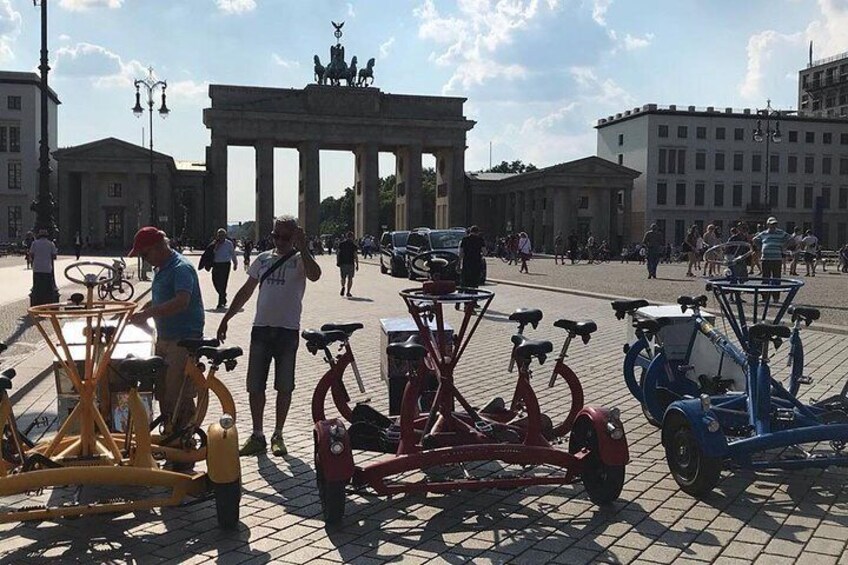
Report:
128,227,205,444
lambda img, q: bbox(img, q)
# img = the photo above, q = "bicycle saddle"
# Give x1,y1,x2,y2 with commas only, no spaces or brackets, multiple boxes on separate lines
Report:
789,305,820,326
196,346,243,365
611,299,649,319
0,368,15,391
512,337,553,363
677,295,708,309
0,342,6,354
508,308,543,328
554,319,598,342
301,329,348,349
387,336,427,361
320,322,364,336
118,356,166,389
177,337,220,353
748,323,791,342
633,318,670,335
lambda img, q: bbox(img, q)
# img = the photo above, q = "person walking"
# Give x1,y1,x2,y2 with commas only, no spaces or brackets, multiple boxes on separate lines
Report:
839,243,848,273
702,224,719,276
243,240,254,272
567,230,579,265
73,231,82,261
23,231,34,269
459,225,485,287
517,232,532,274
217,216,321,457
337,231,358,297
127,227,205,455
211,228,238,309
29,229,58,306
684,225,699,277
642,223,664,279
553,231,564,265
802,229,819,277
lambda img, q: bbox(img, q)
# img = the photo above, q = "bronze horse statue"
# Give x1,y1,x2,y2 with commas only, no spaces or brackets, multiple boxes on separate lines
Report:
357,58,376,87
313,55,326,85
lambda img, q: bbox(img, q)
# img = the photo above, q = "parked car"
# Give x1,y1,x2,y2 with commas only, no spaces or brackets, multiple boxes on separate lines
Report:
404,228,487,283
379,230,410,277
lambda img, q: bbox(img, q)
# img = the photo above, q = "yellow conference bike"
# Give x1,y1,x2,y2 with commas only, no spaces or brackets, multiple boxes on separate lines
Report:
0,261,241,528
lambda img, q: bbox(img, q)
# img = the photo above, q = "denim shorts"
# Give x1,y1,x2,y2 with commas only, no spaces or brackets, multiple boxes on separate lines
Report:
246,326,299,394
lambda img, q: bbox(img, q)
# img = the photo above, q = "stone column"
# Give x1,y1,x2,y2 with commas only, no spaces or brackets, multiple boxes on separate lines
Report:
553,187,568,237
208,136,228,233
255,140,275,240
623,186,633,245
592,189,609,245
394,144,423,230
297,141,320,237
544,187,555,252
435,146,467,229
354,143,379,238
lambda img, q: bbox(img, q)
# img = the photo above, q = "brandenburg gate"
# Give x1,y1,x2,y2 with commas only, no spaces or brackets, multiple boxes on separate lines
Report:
202,23,475,239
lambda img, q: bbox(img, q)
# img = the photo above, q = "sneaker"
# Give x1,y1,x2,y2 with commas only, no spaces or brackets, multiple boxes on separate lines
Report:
346,292,352,298
239,433,267,456
270,432,287,456
340,288,344,296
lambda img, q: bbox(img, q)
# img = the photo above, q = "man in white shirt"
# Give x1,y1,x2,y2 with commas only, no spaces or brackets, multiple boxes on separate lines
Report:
29,229,58,306
802,230,819,277
211,228,238,309
217,216,321,457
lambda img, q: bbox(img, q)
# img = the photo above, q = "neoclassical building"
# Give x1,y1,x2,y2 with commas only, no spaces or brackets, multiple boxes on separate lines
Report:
468,156,641,253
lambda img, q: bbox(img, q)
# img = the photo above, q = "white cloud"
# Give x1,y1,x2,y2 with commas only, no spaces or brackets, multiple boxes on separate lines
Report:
216,0,256,15
53,42,147,88
272,53,300,68
0,0,21,64
379,37,395,59
591,0,612,27
347,2,356,18
167,80,209,104
413,0,561,93
623,32,654,51
58,0,123,11
58,34,72,42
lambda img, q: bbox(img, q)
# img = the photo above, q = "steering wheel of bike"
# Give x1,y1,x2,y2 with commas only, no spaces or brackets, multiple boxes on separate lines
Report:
412,251,459,279
703,241,754,267
64,261,117,288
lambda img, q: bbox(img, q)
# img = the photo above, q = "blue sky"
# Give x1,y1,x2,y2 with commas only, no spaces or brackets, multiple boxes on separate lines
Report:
1,0,846,222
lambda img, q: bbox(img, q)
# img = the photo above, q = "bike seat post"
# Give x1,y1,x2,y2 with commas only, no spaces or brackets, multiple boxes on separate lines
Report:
558,332,574,361
344,339,366,394
507,324,526,374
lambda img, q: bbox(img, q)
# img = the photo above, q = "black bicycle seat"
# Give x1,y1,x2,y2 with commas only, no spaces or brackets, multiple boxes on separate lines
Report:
177,337,220,353
387,336,427,361
508,308,543,328
0,368,15,391
789,305,820,325
678,295,708,309
513,337,553,362
0,342,6,354
748,323,791,342
196,346,243,365
118,356,166,389
320,322,364,336
554,319,598,336
633,318,670,334
611,299,649,319
300,329,348,349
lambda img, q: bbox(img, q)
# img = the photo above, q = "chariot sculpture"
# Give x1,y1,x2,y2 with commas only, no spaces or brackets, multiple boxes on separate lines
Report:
313,21,375,87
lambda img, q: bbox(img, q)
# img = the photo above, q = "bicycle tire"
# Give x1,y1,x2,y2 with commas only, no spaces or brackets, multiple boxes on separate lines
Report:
97,284,109,300
109,280,135,301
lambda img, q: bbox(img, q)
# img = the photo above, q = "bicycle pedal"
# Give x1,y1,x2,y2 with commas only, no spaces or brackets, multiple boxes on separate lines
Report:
33,416,50,428
773,408,795,422
797,376,813,385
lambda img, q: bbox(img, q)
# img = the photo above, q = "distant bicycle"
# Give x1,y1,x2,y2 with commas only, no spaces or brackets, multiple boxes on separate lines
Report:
97,258,134,301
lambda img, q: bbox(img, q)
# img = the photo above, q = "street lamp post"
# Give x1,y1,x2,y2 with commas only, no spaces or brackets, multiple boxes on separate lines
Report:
132,67,169,228
752,99,783,219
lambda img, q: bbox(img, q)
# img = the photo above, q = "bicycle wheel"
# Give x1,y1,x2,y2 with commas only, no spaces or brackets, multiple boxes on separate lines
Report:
109,280,135,301
97,283,109,300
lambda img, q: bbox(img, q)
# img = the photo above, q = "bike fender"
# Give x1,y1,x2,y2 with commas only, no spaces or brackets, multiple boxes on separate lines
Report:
206,422,241,484
662,402,728,459
314,418,355,483
622,339,647,401
570,406,629,466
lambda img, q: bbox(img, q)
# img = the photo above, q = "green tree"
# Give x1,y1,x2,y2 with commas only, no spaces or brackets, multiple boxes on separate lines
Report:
486,160,537,174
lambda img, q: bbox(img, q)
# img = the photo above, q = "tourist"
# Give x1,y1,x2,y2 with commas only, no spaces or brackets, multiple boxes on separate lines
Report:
217,216,321,457
517,232,532,274
211,228,238,309
839,243,848,273
29,229,58,306
23,231,34,269
788,226,803,275
127,227,204,454
753,218,791,301
802,229,819,277
727,227,749,280
567,230,579,265
459,225,485,287
243,239,254,271
73,231,82,261
553,231,564,265
642,223,664,279
684,225,699,277
702,224,720,276
337,231,358,297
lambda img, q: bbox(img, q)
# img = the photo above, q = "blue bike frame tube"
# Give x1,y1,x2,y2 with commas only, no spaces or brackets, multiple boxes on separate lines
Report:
643,350,669,422
623,336,650,401
727,423,848,458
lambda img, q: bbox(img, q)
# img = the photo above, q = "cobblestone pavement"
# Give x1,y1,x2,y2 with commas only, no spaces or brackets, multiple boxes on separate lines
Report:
486,256,848,328
3,256,848,564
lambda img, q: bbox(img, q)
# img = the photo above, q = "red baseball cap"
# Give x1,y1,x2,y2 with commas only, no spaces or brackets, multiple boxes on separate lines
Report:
128,226,165,257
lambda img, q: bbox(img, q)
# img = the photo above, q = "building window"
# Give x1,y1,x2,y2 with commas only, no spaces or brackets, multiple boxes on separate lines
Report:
714,152,725,171
578,196,589,209
769,154,779,173
822,185,832,209
733,153,744,171
618,133,624,146
841,158,848,175
0,128,5,152
824,132,833,145
789,155,798,174
695,151,706,170
732,184,743,207
658,148,666,173
7,96,21,110
768,185,779,208
656,183,667,206
7,161,21,190
804,156,815,174
841,133,848,145
677,149,686,174
823,156,832,175
677,126,688,139
787,185,797,208
789,130,798,143
105,210,123,239
107,182,122,197
7,206,21,239
695,183,705,206
676,183,686,206
804,185,813,208
617,154,623,165
9,126,19,153
658,125,669,138
716,127,726,140
838,223,847,246
805,131,815,143
752,154,762,172
696,126,706,139
734,127,744,141
714,183,724,207
751,184,761,205
840,186,848,209
656,219,666,235
674,220,685,245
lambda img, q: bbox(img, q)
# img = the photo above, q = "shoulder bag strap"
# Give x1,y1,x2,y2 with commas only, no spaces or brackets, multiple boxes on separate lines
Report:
259,250,297,287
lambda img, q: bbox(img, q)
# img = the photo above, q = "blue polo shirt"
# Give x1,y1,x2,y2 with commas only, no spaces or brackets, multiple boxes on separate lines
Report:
151,251,204,340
